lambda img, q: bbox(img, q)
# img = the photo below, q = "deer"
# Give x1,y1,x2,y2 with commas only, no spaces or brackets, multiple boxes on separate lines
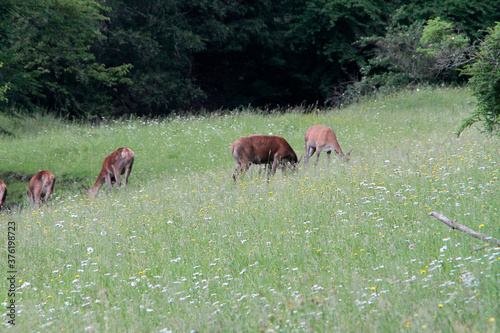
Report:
0,179,6,209
304,125,352,166
231,135,301,181
83,147,135,197
28,170,56,206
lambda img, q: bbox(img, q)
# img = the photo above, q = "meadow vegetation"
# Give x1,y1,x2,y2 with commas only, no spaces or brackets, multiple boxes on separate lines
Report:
0,87,499,331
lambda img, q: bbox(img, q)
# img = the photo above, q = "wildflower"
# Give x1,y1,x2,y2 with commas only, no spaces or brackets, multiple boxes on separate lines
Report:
87,247,94,254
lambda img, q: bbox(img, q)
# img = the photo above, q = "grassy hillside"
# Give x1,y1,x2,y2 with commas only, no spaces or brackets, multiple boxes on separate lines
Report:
0,87,499,331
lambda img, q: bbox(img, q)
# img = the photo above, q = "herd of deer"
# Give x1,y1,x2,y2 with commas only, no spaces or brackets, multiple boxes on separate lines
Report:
0,125,350,209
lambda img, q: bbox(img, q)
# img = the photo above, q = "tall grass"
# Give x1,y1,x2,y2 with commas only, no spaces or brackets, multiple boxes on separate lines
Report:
0,87,498,331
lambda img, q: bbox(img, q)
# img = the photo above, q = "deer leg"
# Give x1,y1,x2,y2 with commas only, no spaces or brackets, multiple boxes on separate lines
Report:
241,162,250,177
233,160,250,181
105,174,113,194
35,190,42,206
124,166,132,188
45,188,53,202
315,149,321,166
305,146,315,166
48,182,55,201
126,160,133,187
309,147,316,158
270,158,279,177
327,151,332,164
233,162,242,182
113,167,122,192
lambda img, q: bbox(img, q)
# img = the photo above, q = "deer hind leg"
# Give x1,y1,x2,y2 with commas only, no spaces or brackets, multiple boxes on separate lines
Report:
305,146,315,166
35,190,42,206
29,190,35,205
44,188,53,203
114,167,123,192
270,158,279,177
315,149,322,166
124,162,133,188
233,161,248,181
232,162,241,182
105,174,113,194
241,162,251,178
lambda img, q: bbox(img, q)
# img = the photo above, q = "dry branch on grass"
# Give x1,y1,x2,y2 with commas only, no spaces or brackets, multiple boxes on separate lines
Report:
429,212,500,247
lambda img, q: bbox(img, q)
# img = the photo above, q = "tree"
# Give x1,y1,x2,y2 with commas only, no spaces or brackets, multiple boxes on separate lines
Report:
0,0,132,117
282,0,396,105
96,0,293,114
419,17,470,75
459,23,500,136
336,15,473,107
0,63,8,103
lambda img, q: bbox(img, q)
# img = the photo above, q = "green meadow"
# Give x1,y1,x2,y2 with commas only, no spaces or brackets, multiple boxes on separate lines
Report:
0,87,499,332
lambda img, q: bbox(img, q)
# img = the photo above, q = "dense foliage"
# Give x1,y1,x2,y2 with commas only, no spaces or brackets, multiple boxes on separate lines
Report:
0,0,132,117
0,0,500,118
459,23,500,136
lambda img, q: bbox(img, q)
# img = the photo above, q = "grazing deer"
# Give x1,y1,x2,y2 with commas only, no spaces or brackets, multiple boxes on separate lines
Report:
231,135,301,181
0,179,6,209
304,125,351,166
83,147,135,197
28,171,56,205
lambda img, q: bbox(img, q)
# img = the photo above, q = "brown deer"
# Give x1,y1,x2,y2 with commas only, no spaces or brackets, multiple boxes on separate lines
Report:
231,135,301,181
83,147,135,197
304,125,351,166
0,179,6,209
28,171,56,205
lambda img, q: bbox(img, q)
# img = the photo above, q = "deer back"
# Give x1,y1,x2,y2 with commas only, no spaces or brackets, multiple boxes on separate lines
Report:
29,170,55,199
305,125,344,156
232,135,297,164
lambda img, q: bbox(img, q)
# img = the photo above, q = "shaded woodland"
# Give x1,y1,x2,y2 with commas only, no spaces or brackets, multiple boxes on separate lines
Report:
1,0,500,121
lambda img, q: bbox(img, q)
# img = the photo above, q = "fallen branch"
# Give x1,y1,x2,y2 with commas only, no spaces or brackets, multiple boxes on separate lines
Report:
429,212,500,247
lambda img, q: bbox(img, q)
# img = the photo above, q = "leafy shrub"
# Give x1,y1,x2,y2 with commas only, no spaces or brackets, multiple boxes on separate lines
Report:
458,23,500,135
336,17,469,107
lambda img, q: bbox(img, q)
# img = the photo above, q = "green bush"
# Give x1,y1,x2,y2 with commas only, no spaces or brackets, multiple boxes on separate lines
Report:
337,17,470,108
459,23,500,135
